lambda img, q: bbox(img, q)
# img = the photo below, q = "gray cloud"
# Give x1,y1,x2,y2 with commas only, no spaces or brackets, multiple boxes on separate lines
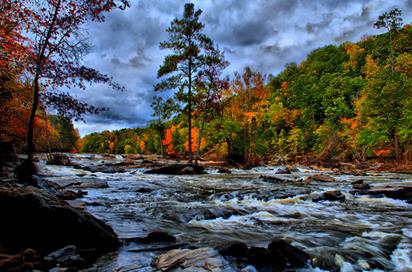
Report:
73,0,412,136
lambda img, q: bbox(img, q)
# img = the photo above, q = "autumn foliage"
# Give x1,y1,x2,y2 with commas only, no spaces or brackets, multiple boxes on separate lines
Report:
81,23,412,163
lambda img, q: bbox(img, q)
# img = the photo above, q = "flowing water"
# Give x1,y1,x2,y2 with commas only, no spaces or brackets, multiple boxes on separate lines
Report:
40,154,412,272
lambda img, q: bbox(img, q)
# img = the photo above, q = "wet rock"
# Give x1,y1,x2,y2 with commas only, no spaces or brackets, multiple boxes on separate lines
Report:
305,174,336,183
0,248,41,271
152,247,235,272
125,232,176,244
14,160,38,185
136,187,154,193
275,166,291,174
145,164,206,175
72,180,109,189
43,245,85,268
217,167,232,174
313,190,345,202
49,267,77,272
242,240,310,270
0,186,120,262
247,247,277,269
47,153,72,166
59,190,87,200
219,242,249,259
81,165,124,173
355,186,412,203
351,179,371,190
260,175,297,183
241,265,257,272
323,190,345,202
268,239,309,267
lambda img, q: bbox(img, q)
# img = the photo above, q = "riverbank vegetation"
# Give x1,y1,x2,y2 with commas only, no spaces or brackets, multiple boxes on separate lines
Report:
81,9,412,165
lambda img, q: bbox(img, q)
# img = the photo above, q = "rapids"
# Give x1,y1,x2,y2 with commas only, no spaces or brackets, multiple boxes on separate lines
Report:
40,154,412,272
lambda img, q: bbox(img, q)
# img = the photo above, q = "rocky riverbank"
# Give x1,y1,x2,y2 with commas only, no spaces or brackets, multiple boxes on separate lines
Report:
1,153,412,271
0,180,120,271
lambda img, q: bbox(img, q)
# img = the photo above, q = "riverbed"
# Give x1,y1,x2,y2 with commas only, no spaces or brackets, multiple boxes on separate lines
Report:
40,154,412,272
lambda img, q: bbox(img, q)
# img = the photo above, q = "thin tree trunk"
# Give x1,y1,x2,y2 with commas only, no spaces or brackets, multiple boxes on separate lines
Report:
195,88,212,164
26,0,62,162
188,57,193,164
27,76,40,161
394,134,400,161
158,116,164,156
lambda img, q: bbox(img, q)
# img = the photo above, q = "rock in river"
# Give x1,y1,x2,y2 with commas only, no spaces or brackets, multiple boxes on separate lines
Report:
153,247,235,272
351,179,371,190
145,164,206,175
312,190,345,202
305,174,336,183
0,186,120,262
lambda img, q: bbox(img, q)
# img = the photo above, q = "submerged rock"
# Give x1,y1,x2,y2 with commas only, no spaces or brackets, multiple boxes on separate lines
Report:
0,186,120,262
152,247,235,272
145,164,206,175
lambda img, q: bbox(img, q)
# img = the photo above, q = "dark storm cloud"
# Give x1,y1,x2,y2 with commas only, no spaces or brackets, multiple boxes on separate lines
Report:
73,0,412,136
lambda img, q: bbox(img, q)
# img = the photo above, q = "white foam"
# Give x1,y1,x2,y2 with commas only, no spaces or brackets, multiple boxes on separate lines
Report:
391,239,412,271
335,254,355,272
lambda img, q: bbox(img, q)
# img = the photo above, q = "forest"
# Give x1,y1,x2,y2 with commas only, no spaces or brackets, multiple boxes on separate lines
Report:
1,2,412,272
80,21,412,165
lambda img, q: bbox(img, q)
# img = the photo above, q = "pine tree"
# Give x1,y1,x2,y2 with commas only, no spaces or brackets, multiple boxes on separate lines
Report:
155,3,213,163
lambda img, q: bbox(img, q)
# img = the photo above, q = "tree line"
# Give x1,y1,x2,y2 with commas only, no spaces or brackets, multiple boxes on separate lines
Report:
1,2,410,165
81,6,412,164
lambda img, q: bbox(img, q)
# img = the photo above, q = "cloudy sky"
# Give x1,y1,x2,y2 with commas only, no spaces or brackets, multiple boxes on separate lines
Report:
72,0,412,136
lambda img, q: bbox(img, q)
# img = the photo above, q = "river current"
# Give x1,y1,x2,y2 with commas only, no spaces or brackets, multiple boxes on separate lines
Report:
40,154,412,272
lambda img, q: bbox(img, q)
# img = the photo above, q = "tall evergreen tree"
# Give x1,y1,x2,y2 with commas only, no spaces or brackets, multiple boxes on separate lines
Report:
155,3,213,163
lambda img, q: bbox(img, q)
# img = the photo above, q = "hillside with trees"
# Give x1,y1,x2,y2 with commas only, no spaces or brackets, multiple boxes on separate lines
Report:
81,16,412,165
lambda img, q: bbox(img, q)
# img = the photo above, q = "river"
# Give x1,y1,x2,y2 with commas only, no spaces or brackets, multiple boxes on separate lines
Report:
40,154,412,272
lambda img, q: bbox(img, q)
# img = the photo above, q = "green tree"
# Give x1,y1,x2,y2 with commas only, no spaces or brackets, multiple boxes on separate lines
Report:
374,8,403,72
155,3,213,163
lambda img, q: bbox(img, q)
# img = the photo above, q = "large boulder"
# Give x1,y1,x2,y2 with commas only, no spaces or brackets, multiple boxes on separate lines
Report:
0,186,120,261
145,164,206,175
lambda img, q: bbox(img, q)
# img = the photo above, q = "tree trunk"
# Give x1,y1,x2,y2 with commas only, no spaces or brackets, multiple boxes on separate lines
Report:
159,129,164,156
194,108,206,164
394,134,400,161
188,58,193,164
26,0,62,162
27,76,40,161
195,89,212,164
